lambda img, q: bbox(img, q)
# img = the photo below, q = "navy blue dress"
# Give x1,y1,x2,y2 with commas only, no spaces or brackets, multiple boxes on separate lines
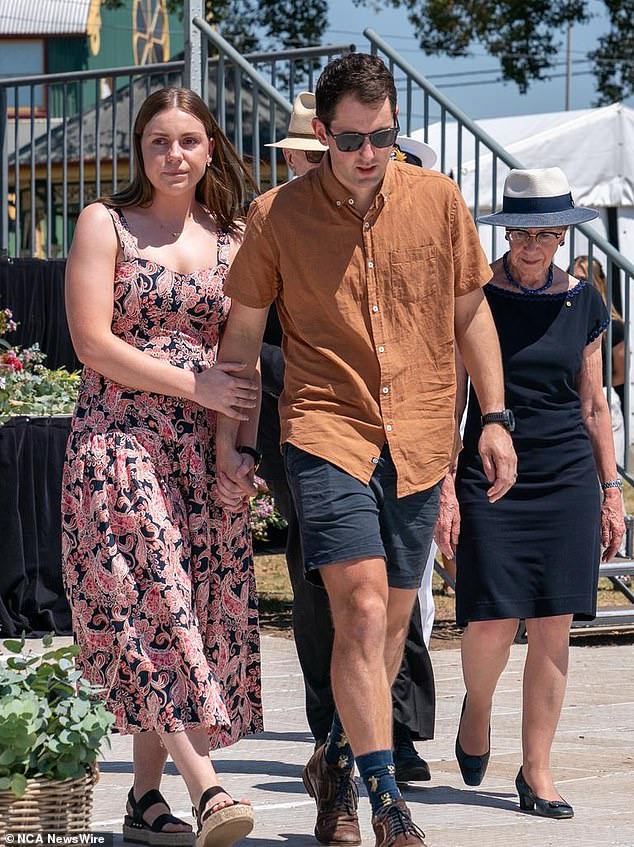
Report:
456,280,609,626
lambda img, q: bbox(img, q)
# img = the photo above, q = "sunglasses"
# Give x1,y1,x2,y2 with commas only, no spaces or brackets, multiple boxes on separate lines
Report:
506,230,564,246
326,122,400,153
304,149,325,164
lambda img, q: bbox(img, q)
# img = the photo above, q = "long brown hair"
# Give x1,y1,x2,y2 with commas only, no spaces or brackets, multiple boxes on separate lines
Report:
101,87,257,231
572,255,622,321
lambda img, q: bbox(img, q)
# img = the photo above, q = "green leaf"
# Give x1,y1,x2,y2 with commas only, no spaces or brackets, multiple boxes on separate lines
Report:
10,773,28,797
2,639,25,654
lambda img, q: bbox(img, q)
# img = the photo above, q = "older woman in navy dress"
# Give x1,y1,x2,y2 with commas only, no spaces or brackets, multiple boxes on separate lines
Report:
437,168,625,819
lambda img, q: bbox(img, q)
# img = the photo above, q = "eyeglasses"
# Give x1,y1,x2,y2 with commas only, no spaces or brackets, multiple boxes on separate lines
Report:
304,149,325,164
506,230,564,246
326,122,400,153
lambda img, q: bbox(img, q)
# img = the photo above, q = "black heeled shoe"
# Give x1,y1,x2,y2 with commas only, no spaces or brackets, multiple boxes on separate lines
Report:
455,694,490,786
515,768,574,819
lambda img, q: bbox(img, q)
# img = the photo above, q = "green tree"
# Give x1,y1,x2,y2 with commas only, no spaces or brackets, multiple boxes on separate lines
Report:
354,0,633,104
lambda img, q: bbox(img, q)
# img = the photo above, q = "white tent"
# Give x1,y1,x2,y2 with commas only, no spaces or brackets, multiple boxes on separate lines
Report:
412,103,634,264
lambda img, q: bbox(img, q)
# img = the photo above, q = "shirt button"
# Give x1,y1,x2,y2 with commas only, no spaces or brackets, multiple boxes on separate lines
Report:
364,222,370,230
372,305,379,313
382,386,389,394
348,198,354,204
378,345,385,353
336,200,341,207
368,261,374,269
386,424,393,432
371,457,379,465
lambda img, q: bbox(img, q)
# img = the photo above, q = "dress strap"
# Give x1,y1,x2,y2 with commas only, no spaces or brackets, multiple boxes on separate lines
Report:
216,229,231,271
106,206,137,263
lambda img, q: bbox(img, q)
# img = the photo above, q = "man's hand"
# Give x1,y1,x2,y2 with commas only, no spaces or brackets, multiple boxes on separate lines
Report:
216,448,258,511
478,423,517,502
434,474,461,559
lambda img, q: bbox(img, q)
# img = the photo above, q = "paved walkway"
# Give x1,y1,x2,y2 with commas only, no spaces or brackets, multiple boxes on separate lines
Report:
84,632,634,847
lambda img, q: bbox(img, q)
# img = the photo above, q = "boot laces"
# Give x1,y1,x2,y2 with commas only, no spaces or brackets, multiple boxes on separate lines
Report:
385,803,426,841
331,769,358,814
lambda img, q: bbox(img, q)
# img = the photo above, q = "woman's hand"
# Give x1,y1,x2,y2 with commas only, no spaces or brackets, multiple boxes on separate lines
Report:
601,488,626,561
193,362,257,419
434,474,461,559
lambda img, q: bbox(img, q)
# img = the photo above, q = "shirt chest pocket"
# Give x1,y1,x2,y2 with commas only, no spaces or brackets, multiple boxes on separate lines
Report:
389,245,439,303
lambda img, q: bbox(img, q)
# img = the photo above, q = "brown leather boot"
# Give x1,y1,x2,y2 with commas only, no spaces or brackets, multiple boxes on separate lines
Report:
302,744,361,845
372,799,427,847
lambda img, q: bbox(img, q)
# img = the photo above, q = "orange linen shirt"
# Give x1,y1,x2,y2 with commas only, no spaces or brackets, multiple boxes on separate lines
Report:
225,157,492,496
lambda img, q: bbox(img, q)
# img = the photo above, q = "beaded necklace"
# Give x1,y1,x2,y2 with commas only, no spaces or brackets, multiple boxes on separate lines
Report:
503,252,553,295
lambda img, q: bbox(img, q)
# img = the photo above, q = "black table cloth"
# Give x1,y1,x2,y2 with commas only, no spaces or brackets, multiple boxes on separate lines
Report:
0,258,80,372
0,415,72,636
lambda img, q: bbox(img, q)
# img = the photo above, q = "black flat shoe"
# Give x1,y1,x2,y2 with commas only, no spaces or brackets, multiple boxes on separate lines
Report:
515,768,574,819
393,720,432,783
455,694,490,787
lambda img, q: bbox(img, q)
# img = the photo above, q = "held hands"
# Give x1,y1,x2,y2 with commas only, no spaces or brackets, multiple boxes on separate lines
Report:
478,423,517,502
193,362,257,420
216,448,258,512
601,489,626,561
434,474,461,560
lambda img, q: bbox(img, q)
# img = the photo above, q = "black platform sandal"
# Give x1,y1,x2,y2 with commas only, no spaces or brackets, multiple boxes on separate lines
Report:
194,785,254,847
123,787,195,846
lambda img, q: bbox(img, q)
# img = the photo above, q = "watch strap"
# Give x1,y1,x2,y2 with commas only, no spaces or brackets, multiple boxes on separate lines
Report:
237,445,261,468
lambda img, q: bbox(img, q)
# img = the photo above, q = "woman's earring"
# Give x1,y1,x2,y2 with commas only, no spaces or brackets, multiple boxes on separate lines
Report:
206,157,212,167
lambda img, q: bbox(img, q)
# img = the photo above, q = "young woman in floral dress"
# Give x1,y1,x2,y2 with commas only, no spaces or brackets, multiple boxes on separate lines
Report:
62,88,262,847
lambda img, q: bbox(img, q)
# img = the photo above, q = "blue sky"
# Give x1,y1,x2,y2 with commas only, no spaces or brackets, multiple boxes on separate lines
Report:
323,0,631,119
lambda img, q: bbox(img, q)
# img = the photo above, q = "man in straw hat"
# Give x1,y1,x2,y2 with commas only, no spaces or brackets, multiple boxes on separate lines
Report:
260,97,439,788
217,53,516,846
265,90,328,177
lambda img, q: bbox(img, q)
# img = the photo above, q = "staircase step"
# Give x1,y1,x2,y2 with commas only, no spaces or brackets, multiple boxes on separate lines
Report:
572,607,634,629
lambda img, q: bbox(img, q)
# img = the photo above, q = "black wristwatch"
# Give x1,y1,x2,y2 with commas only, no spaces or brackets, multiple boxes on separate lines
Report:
481,409,515,433
237,445,262,470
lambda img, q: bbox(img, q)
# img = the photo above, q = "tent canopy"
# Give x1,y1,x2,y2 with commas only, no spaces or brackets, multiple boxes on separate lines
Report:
413,103,634,209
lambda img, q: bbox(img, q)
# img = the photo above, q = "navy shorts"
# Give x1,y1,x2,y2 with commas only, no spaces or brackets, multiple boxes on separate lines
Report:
283,443,441,589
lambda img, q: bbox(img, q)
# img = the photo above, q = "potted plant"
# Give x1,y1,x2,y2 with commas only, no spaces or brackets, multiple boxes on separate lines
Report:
0,306,81,425
0,634,114,834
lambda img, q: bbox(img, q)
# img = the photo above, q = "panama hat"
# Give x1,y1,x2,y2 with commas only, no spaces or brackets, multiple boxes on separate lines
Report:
265,91,327,152
478,167,598,227
391,135,437,169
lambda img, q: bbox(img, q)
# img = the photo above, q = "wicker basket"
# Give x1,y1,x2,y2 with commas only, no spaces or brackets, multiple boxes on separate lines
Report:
0,766,99,835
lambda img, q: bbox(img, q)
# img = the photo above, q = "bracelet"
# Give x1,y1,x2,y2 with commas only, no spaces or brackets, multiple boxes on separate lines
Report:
600,479,623,490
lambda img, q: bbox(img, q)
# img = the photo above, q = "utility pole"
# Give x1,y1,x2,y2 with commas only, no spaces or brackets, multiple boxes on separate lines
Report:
565,22,572,110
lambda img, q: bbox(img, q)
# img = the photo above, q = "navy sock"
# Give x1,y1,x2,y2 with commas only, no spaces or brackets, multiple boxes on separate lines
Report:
324,712,354,770
356,749,402,815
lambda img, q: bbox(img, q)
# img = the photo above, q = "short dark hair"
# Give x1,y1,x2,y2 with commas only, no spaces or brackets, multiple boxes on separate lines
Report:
315,53,397,128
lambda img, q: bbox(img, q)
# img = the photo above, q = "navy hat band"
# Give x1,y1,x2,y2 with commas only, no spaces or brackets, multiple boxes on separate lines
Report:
502,192,574,214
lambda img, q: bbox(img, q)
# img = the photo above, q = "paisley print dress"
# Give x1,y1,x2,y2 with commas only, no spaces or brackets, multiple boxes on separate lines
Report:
61,206,262,747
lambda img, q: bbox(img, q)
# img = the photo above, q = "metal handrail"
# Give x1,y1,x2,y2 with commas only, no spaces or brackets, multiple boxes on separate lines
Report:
0,62,184,89
193,19,293,115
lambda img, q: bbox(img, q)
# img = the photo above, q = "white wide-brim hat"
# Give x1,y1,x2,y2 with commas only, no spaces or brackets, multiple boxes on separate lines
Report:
265,90,327,152
392,135,437,169
478,167,598,227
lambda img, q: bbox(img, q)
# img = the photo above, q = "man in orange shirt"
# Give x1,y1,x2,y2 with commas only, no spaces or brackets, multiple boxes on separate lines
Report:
261,92,441,790
216,53,516,847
